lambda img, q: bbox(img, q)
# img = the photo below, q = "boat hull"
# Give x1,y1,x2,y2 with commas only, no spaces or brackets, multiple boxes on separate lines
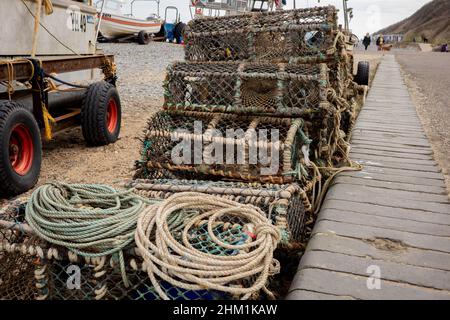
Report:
0,0,97,56
99,13,162,38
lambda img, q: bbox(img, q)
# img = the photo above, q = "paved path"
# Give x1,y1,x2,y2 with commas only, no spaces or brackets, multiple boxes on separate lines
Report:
287,55,450,300
418,43,433,52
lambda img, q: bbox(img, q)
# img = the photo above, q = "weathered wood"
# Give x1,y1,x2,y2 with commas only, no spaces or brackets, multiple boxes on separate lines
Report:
333,175,447,194
0,55,115,82
313,220,450,254
326,185,450,213
318,208,450,236
288,55,450,300
323,199,450,224
288,269,450,300
306,233,450,271
299,251,450,291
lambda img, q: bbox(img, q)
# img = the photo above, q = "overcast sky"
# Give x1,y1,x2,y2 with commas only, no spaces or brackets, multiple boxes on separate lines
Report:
124,0,431,37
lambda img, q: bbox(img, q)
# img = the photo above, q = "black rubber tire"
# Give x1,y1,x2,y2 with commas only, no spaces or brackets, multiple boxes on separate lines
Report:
97,31,107,43
137,30,151,45
0,100,42,197
174,22,186,44
355,61,370,86
81,81,121,146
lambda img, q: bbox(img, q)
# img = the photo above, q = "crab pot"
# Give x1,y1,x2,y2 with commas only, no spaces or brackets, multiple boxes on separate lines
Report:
130,179,310,245
135,108,341,182
0,201,42,300
164,62,329,117
134,110,317,184
0,203,267,300
42,252,229,300
0,238,230,300
184,6,338,63
0,201,232,301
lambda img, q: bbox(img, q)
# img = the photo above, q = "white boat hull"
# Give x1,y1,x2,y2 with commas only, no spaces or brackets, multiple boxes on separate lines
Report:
0,0,97,56
99,12,162,38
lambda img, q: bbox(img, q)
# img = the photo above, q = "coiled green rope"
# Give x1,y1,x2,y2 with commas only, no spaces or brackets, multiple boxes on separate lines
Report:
25,183,158,287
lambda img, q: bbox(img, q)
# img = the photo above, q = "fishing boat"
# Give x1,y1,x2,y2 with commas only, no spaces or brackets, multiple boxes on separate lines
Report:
96,0,163,44
1,0,97,56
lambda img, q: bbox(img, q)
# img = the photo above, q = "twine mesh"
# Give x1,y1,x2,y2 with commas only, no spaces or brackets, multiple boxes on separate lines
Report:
0,201,41,300
0,196,282,300
129,179,310,244
134,110,316,184
185,6,338,62
164,62,329,116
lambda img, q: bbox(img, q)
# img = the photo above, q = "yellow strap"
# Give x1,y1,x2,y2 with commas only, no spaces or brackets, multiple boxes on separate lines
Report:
42,103,55,141
225,48,232,58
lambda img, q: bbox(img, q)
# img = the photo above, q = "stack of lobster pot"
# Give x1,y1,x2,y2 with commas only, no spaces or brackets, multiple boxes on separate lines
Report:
134,6,362,245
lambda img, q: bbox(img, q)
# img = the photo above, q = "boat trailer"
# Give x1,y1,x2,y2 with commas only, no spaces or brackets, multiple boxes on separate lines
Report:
0,54,121,196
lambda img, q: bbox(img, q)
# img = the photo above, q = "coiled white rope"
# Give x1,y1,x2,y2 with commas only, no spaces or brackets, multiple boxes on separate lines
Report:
135,192,281,300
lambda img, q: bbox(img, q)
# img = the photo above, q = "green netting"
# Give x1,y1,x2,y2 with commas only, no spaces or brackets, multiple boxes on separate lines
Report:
0,201,274,300
163,62,329,117
132,110,339,185
130,179,310,245
184,6,338,62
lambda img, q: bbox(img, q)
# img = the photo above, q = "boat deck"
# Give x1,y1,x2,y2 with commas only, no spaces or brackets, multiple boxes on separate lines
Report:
287,55,450,300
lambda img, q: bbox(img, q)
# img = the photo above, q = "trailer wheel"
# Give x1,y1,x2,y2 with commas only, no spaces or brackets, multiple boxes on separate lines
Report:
97,31,108,43
355,61,370,86
81,81,121,146
0,100,42,196
138,31,151,45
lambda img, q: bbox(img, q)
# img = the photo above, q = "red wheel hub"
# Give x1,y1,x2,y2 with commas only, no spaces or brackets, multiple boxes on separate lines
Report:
106,98,118,133
9,124,34,176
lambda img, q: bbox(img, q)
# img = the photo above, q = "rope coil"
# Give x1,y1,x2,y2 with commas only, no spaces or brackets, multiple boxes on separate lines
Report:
25,183,157,286
135,192,281,300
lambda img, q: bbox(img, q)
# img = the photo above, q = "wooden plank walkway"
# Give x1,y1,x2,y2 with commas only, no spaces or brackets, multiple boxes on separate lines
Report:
287,55,450,300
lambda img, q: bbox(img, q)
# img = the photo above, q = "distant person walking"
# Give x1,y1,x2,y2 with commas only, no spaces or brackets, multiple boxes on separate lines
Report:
363,33,371,50
376,35,384,51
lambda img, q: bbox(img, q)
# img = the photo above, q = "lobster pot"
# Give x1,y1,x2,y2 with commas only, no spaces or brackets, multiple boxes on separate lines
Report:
43,251,229,300
0,200,233,301
184,6,338,63
0,203,268,300
0,240,229,300
134,111,314,184
0,201,42,300
129,179,310,244
164,62,329,117
327,57,360,136
0,250,38,299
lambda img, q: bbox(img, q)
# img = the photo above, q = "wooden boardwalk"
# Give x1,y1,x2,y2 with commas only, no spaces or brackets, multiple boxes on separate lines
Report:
287,55,450,300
